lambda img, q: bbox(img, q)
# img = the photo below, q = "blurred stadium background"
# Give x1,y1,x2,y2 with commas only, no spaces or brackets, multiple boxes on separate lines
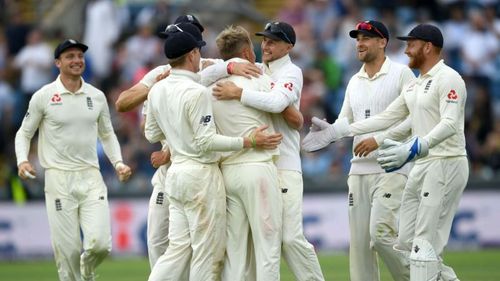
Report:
0,0,499,280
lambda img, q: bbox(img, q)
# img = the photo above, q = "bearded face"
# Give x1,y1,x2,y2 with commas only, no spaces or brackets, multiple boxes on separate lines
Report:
405,40,426,69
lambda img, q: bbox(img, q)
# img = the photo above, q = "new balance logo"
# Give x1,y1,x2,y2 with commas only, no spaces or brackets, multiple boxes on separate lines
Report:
55,199,62,211
365,109,371,119
99,196,105,200
199,115,211,126
423,192,429,197
156,192,164,205
281,188,288,193
349,193,354,206
383,193,392,198
414,245,420,253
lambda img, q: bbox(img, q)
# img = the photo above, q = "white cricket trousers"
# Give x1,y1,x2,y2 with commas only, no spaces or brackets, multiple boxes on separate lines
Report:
395,157,468,281
279,170,325,281
44,168,111,281
147,166,170,268
220,162,282,281
348,173,409,281
148,162,226,281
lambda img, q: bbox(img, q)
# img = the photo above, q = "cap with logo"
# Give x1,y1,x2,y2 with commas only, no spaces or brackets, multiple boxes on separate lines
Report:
256,21,296,45
397,24,443,48
159,14,204,38
54,39,88,59
349,20,389,40
163,23,206,59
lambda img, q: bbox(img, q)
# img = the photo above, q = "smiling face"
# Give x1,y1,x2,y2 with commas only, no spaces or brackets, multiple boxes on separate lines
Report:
355,34,386,63
55,47,85,78
404,39,427,69
260,37,292,64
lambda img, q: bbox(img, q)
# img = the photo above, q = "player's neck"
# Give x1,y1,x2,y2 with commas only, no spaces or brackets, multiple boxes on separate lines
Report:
419,55,441,76
59,74,82,93
364,55,386,78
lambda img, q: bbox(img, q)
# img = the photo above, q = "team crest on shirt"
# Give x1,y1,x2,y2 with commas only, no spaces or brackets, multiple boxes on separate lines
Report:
199,115,212,126
446,89,458,104
87,97,93,110
423,79,433,93
50,93,63,105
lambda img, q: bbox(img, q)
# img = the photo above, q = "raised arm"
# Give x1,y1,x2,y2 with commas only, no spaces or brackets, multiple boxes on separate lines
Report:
115,65,171,112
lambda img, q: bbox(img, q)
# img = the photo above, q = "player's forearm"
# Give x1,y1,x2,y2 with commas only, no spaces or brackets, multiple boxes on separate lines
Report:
14,131,32,166
196,134,244,152
115,84,149,112
100,134,123,166
374,118,412,145
422,118,456,148
241,89,290,113
281,106,303,130
199,61,229,86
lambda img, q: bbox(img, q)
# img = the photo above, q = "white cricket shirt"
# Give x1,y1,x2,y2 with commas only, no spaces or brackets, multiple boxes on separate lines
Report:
241,55,303,171
15,76,123,170
145,69,244,165
340,57,415,175
208,58,279,165
350,60,467,162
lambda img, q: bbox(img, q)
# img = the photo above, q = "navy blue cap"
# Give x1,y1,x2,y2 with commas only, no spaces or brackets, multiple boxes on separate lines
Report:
163,23,206,59
349,20,389,40
397,24,443,48
54,39,88,59
174,14,204,32
256,21,296,45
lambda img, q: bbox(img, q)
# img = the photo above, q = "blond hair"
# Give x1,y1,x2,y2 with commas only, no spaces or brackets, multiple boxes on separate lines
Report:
215,25,252,60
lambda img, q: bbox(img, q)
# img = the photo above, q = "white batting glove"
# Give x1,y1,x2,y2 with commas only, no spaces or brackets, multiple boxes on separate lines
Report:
302,117,350,152
377,137,429,172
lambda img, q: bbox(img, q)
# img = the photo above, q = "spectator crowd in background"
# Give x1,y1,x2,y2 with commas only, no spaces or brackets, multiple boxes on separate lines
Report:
0,0,499,200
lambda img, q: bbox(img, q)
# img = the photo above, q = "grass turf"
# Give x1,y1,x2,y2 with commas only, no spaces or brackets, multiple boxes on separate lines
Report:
1,250,499,280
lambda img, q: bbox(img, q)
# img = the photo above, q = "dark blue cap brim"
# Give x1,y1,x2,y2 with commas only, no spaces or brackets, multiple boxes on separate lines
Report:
256,31,288,43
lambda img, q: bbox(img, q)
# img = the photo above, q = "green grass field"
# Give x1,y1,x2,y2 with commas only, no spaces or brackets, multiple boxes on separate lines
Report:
1,250,499,281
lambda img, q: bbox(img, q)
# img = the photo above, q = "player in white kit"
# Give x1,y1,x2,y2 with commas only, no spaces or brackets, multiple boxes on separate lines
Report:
144,25,282,281
115,16,208,271
114,15,259,271
303,24,467,281
209,25,304,281
15,39,132,281
330,20,414,281
212,21,324,281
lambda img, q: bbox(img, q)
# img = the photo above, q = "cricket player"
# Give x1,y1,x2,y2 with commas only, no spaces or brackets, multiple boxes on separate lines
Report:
303,24,467,281
15,39,132,281
144,25,282,281
211,21,324,281
115,15,262,272
327,20,415,281
314,20,414,281
209,25,306,281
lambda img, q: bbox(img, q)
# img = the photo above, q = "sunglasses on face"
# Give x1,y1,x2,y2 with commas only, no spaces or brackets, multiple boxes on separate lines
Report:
265,22,292,44
356,21,385,39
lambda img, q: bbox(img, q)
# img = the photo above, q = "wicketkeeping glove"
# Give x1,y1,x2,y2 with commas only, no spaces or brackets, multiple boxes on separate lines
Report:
302,117,350,152
377,137,429,172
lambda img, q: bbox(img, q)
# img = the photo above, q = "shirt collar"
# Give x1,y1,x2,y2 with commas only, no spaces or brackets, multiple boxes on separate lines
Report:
420,59,444,78
55,75,87,95
170,68,201,83
356,56,391,80
265,54,291,74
